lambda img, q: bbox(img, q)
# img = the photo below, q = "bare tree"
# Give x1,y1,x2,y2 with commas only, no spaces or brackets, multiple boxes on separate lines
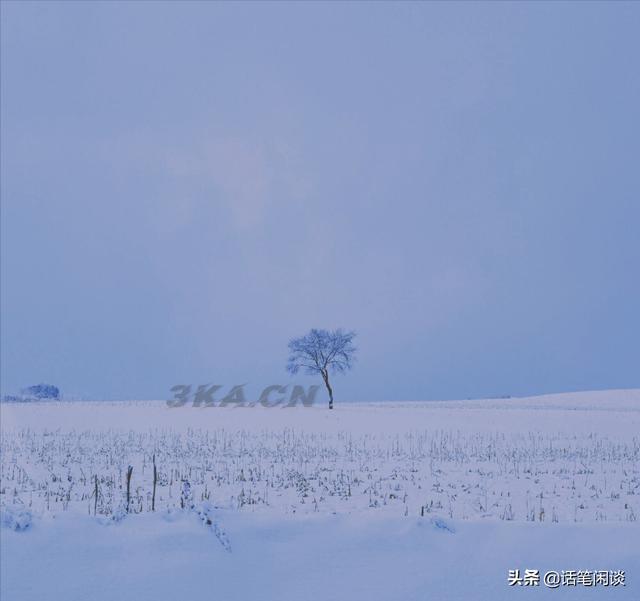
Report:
287,328,356,409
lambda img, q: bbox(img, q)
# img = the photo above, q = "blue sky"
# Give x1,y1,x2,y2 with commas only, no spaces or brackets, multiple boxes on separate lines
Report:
1,1,639,401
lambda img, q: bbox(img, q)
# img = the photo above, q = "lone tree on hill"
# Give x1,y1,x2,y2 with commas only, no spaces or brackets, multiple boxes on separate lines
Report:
287,328,356,409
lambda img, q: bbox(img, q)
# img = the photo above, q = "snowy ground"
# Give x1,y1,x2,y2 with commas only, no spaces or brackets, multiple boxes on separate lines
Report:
1,389,639,600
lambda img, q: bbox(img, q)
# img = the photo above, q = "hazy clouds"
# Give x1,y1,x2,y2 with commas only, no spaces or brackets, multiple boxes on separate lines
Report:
2,2,639,400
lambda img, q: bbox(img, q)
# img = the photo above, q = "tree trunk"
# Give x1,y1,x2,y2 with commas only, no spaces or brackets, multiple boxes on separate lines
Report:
321,370,334,409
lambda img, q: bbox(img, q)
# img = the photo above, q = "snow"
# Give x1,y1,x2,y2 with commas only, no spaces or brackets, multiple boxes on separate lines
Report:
2,511,638,600
1,389,639,599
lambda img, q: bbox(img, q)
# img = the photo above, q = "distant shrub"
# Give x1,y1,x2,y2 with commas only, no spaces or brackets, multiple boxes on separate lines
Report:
21,383,60,400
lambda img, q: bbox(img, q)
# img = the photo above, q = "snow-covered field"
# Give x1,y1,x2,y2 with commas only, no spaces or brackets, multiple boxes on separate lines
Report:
1,389,639,600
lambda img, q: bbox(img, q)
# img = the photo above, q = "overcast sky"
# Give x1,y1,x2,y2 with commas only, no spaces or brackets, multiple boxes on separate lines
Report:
1,1,639,401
